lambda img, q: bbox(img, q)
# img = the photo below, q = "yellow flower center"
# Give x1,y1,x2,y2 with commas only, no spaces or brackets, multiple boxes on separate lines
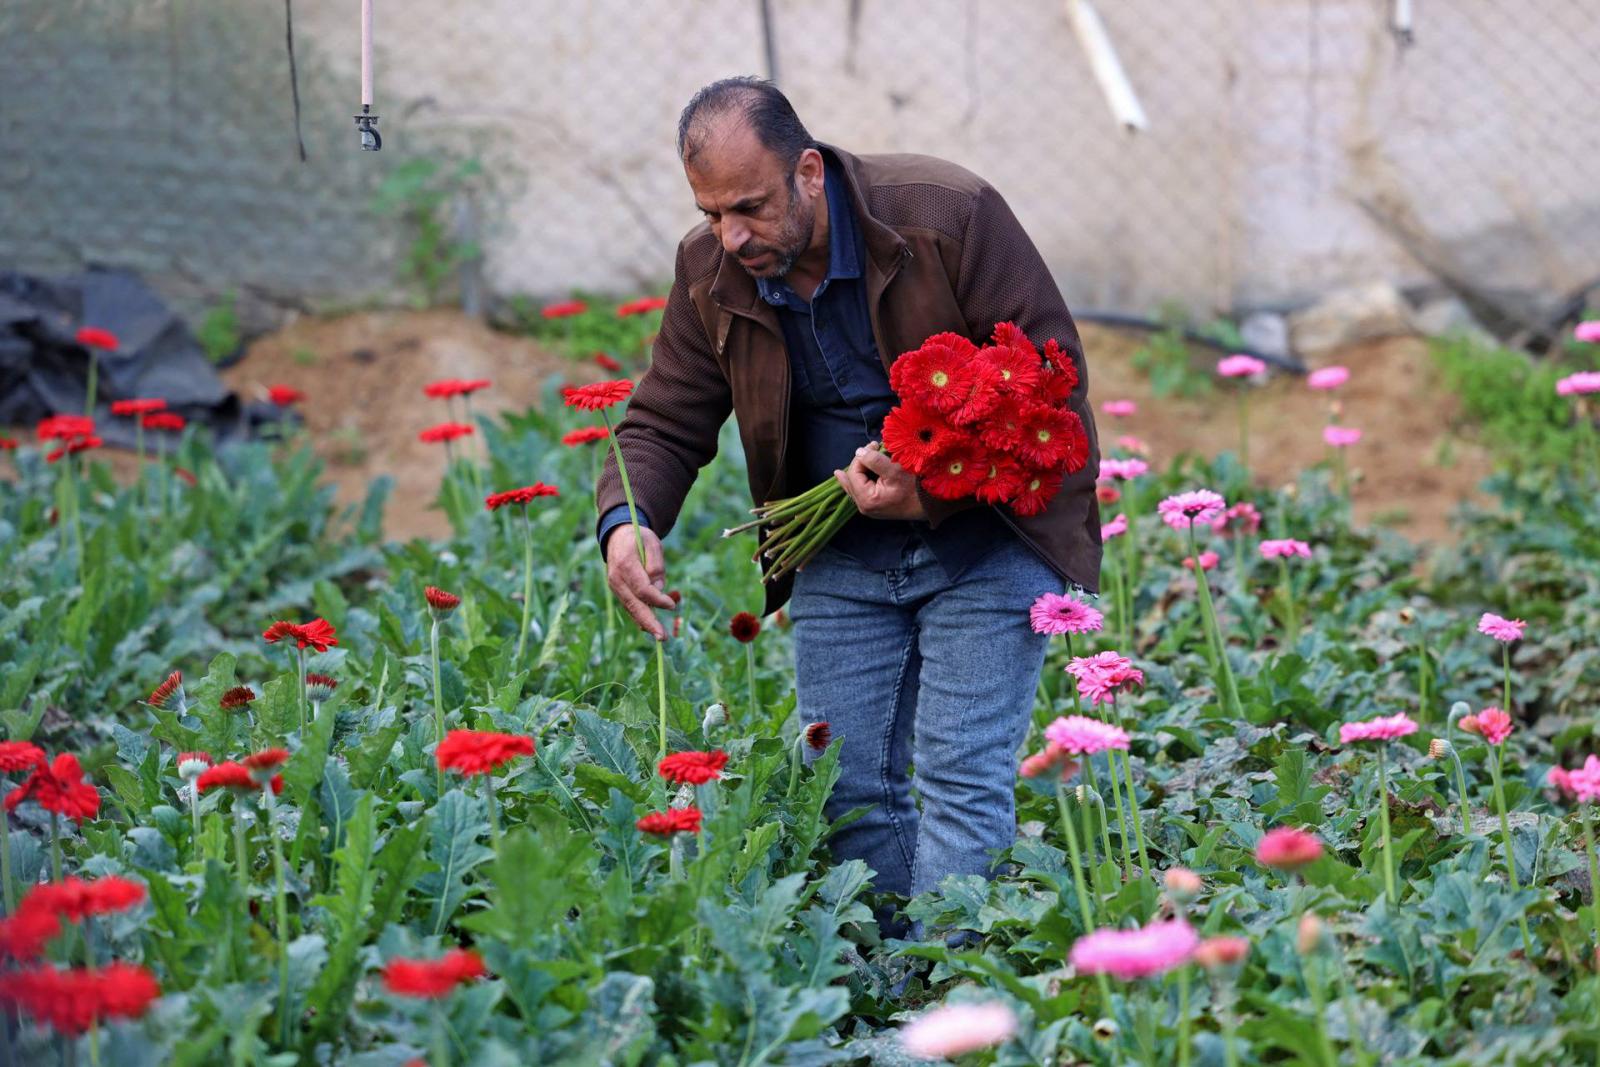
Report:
1000,369,1012,381
931,370,949,388
1029,478,1041,491
948,461,964,475
1036,429,1052,442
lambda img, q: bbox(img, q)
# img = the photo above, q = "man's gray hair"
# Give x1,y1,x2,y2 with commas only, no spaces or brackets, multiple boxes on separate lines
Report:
677,76,816,174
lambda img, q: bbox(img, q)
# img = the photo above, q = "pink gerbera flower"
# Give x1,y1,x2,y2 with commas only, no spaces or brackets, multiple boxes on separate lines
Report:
1101,399,1137,417
1460,707,1513,746
1574,321,1600,344
1477,612,1525,643
1183,551,1220,572
1044,714,1130,754
899,1001,1018,1059
1070,918,1198,980
1158,489,1226,530
1098,457,1149,481
1307,366,1349,390
1101,513,1128,539
1116,435,1150,454
1259,539,1313,560
1556,372,1600,396
1323,425,1361,447
1029,593,1104,636
1210,501,1262,537
1339,712,1418,744
1548,755,1600,803
1217,355,1267,379
1067,652,1144,706
1019,742,1081,781
1254,827,1324,870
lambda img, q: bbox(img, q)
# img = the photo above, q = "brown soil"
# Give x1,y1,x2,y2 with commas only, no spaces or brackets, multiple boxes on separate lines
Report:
1078,323,1494,543
218,309,605,541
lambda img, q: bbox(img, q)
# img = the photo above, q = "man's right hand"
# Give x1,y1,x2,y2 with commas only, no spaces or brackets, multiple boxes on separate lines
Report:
604,524,676,641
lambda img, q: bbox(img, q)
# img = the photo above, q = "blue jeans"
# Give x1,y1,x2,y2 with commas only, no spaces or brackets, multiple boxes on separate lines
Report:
789,530,1063,937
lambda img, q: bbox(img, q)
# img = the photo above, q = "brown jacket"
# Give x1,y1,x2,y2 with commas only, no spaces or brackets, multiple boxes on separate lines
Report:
597,144,1102,617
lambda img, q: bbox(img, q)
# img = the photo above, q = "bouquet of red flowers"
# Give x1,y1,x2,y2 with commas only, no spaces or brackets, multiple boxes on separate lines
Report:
726,322,1090,582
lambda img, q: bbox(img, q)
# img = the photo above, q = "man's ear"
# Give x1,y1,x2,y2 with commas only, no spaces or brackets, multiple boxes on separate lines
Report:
794,147,825,199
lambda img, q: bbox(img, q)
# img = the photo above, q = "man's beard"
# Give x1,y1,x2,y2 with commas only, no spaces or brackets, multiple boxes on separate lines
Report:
735,191,814,280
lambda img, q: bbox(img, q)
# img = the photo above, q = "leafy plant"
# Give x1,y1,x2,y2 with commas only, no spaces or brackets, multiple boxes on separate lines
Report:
370,156,486,308
195,289,241,365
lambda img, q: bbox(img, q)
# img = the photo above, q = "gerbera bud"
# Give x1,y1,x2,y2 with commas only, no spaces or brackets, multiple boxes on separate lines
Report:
242,748,290,786
1095,484,1121,506
701,702,727,733
1297,911,1325,955
1397,607,1416,624
804,722,832,751
1163,867,1203,901
147,671,182,709
1193,935,1251,971
1092,1018,1120,1041
219,686,256,711
729,612,760,643
176,752,212,780
1458,714,1481,736
424,586,460,616
305,673,337,703
1428,738,1452,760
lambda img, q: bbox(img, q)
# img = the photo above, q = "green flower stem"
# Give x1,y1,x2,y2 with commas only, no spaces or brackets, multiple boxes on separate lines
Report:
1578,803,1600,942
1103,748,1134,877
1078,786,1103,897
430,616,446,791
1335,448,1350,512
764,497,855,583
296,648,308,735
84,352,98,415
744,642,758,718
1065,634,1083,716
785,734,804,802
1177,964,1192,1067
1489,746,1535,954
1082,760,1117,879
484,775,503,852
514,510,537,669
1187,526,1242,718
1416,632,1433,724
231,804,249,898
1277,557,1298,640
432,1001,451,1067
188,781,202,860
1446,745,1472,836
134,421,146,515
1054,783,1113,1005
0,804,13,915
1117,539,1134,650
263,790,291,1047
1502,644,1513,713
1376,745,1397,904
1304,952,1338,1067
1220,995,1240,1067
1331,949,1368,1063
49,811,61,883
1111,696,1153,878
600,409,671,764
1236,392,1250,468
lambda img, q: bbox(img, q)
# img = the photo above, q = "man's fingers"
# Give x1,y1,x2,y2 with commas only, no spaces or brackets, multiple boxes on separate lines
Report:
854,447,896,476
613,576,666,640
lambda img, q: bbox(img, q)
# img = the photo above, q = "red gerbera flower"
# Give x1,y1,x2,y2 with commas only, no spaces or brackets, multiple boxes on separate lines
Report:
881,401,957,474
976,397,1027,455
110,398,167,417
37,415,95,441
947,356,1004,427
803,722,832,750
728,612,761,643
989,321,1039,360
561,426,610,446
423,378,464,398
141,412,185,432
0,741,45,773
196,761,282,795
593,352,623,372
4,754,99,823
974,454,1028,506
1039,339,1079,401
382,949,487,998
617,295,670,317
541,300,588,320
1009,467,1065,517
889,335,979,416
1013,403,1084,470
424,586,461,615
242,748,290,778
45,436,102,463
435,729,535,776
459,378,491,395
981,341,1043,399
267,384,305,406
74,327,119,351
261,618,339,652
484,483,560,510
219,686,256,710
636,806,703,836
0,436,16,450
657,750,729,785
0,962,160,1034
561,379,634,412
0,905,61,960
920,434,988,499
21,876,146,922
418,421,474,444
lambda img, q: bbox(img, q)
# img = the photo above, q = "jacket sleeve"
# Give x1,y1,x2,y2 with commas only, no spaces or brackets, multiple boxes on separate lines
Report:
594,239,733,549
929,181,1098,522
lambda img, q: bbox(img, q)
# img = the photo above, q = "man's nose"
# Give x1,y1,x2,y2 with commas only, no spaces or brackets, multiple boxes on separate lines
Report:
720,220,747,256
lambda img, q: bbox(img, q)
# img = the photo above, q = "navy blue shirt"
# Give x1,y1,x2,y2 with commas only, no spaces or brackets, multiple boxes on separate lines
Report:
600,157,1012,578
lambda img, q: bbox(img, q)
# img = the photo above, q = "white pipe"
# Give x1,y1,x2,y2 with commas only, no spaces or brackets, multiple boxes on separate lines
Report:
361,0,373,106
1065,0,1148,132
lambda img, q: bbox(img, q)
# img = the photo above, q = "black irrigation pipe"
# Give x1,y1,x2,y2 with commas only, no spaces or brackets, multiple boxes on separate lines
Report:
1074,310,1306,374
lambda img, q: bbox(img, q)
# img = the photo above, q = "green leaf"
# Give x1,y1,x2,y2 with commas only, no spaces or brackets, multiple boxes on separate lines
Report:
304,793,377,1047
417,788,494,934
459,821,594,944
574,708,641,779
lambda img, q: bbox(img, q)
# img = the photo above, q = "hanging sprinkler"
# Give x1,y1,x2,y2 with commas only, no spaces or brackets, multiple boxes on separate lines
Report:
355,0,381,150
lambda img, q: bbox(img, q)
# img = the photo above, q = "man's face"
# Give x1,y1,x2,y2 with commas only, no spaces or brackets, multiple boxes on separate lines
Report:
684,121,822,279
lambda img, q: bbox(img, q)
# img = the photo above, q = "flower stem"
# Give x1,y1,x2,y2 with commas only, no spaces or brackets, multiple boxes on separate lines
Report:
1376,745,1396,904
1177,964,1192,1067
1188,526,1242,718
745,642,758,719
1236,392,1250,468
1055,783,1112,1006
231,804,249,897
514,510,536,669
1578,803,1600,943
1416,632,1432,724
49,811,61,883
1447,746,1472,837
1304,951,1338,1067
263,791,291,1047
296,648,307,735
0,805,13,915
188,782,202,860
484,775,503,852
433,1000,451,1067
1083,763,1117,880
1277,557,1298,641
1489,746,1535,954
1110,696,1153,878
601,409,670,764
431,616,446,791
1502,644,1512,713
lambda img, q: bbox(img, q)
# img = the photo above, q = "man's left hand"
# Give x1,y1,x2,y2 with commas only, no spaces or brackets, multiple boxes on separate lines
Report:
834,443,928,521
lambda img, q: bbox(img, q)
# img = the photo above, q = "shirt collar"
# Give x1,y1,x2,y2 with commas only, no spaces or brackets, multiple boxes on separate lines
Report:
756,159,861,304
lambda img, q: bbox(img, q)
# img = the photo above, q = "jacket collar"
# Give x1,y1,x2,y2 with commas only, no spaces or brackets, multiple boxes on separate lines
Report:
708,143,908,315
